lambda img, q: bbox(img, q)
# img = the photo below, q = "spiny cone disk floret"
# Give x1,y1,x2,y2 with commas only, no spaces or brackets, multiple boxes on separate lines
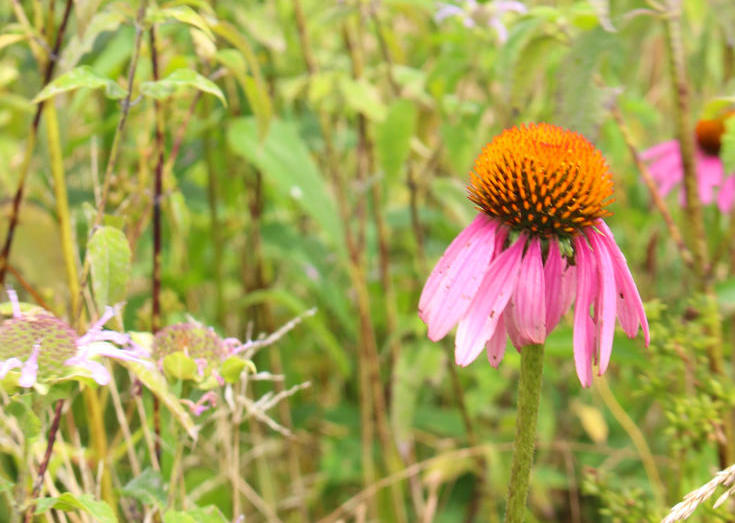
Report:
0,315,77,379
468,123,614,237
153,323,225,362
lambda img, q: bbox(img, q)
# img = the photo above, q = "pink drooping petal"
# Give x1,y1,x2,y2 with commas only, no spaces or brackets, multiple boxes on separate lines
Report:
694,147,723,205
419,214,499,341
587,228,617,375
19,344,40,388
79,329,131,348
509,237,546,345
0,357,23,379
596,221,650,347
65,355,111,385
560,263,577,316
544,239,564,333
640,140,680,162
573,236,595,387
504,306,524,350
718,175,735,213
79,344,152,366
485,313,507,368
454,234,526,366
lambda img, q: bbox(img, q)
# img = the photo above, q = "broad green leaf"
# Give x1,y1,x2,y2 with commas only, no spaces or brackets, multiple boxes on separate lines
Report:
339,76,387,121
6,399,41,440
86,226,131,312
148,6,214,41
376,100,416,179
212,21,272,136
162,352,199,381
227,118,344,257
60,11,126,70
121,468,166,508
35,493,116,522
721,117,735,175
0,32,27,51
32,66,126,103
121,360,199,440
140,69,226,107
0,477,13,493
556,29,615,138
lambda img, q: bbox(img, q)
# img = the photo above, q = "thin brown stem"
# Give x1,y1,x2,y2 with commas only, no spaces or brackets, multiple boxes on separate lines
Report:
23,400,64,523
0,0,73,285
149,22,165,467
609,104,694,269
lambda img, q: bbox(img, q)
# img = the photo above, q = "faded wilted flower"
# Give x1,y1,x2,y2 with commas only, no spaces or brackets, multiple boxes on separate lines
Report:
0,289,149,389
419,124,649,386
435,0,527,42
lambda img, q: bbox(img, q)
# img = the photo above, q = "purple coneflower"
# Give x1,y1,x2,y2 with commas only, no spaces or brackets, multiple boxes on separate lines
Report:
419,123,649,386
0,289,148,388
641,116,735,213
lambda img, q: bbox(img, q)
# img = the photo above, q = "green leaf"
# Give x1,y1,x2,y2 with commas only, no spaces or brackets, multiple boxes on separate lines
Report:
212,21,272,136
0,477,13,493
162,352,199,381
220,356,253,383
86,226,131,312
148,6,214,41
120,360,199,440
121,468,167,508
511,35,562,109
7,399,41,440
164,506,228,523
376,100,416,179
556,28,614,138
721,117,735,175
339,76,387,121
227,117,344,257
35,493,116,522
140,69,226,107
32,66,126,103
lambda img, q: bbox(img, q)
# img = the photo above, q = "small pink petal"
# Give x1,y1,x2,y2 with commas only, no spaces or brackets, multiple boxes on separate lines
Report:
485,313,507,368
420,215,500,342
587,228,616,375
19,344,40,388
509,237,546,345
596,221,650,347
65,355,111,385
0,357,23,379
454,234,525,366
544,239,564,333
573,236,595,387
6,287,21,318
695,147,723,205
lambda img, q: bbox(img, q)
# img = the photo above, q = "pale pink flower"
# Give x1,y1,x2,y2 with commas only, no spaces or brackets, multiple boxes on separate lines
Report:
435,0,527,42
0,289,149,388
419,124,649,387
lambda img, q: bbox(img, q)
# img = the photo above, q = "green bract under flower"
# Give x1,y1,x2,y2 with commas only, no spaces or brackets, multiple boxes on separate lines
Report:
153,322,255,388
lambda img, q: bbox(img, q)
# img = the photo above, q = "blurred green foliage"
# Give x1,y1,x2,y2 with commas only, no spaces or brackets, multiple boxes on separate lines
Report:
2,0,735,521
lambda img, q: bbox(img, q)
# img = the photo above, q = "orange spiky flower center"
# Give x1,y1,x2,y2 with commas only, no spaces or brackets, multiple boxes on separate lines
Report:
468,123,614,238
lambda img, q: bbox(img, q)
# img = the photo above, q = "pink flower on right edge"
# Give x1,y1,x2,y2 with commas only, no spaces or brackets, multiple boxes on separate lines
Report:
641,117,735,213
418,124,649,387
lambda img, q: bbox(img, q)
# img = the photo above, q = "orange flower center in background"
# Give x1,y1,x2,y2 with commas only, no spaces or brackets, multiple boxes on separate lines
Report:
468,123,614,237
695,117,726,156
